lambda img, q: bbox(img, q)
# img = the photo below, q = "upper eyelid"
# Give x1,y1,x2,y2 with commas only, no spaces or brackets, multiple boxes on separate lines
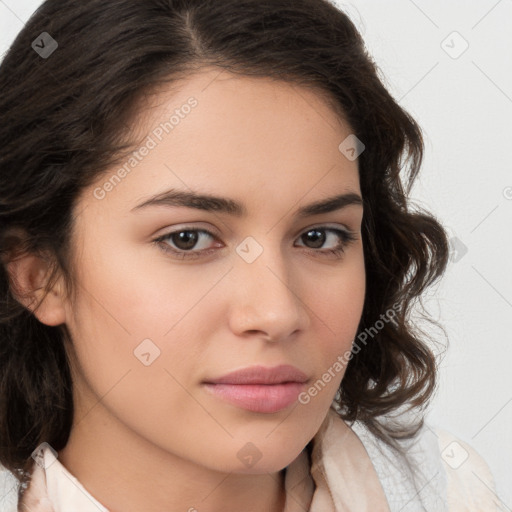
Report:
155,224,356,245
158,223,354,236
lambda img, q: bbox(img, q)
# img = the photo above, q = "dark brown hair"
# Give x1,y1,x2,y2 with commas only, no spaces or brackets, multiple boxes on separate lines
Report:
0,0,449,493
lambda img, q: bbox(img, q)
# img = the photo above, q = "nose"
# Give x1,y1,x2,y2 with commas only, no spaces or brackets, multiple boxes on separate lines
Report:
227,243,310,342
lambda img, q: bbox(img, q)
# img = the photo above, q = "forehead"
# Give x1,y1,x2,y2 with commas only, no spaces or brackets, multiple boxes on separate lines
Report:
79,68,360,218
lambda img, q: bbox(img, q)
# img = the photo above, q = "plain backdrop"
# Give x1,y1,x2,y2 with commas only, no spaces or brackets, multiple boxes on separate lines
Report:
1,0,511,508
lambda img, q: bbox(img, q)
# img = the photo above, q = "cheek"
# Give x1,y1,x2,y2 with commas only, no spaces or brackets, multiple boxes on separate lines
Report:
64,275,206,446
310,252,365,344
319,262,365,373
64,241,223,409
71,232,226,338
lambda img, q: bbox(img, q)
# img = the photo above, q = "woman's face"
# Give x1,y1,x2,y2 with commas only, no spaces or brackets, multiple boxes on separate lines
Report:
61,67,365,474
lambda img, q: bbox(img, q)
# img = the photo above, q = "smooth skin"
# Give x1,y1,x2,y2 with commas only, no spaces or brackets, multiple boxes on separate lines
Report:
10,67,366,512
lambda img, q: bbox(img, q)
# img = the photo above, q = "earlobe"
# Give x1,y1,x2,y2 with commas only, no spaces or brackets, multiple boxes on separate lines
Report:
5,251,67,326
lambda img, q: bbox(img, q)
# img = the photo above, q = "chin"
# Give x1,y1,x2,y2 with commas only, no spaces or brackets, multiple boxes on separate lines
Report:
227,437,308,475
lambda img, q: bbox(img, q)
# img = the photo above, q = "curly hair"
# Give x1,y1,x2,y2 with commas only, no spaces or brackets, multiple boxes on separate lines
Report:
0,0,449,491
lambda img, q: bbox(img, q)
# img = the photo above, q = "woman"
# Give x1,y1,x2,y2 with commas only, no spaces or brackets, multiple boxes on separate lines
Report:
0,0,499,510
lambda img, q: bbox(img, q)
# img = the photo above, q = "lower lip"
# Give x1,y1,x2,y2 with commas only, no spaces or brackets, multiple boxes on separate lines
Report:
202,382,306,413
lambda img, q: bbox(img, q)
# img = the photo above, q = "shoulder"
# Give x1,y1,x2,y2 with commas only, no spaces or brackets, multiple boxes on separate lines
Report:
347,412,500,512
435,427,502,512
349,415,448,512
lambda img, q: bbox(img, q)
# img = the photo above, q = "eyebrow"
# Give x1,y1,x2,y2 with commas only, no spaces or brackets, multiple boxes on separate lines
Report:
131,188,363,217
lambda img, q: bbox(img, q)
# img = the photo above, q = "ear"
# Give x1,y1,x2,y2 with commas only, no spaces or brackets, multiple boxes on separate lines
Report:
5,251,67,326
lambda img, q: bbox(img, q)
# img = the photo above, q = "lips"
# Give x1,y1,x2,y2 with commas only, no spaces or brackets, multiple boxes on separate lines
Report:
203,364,309,385
202,365,309,413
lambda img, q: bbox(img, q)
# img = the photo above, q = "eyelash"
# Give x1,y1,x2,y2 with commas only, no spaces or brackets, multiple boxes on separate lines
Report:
153,226,358,260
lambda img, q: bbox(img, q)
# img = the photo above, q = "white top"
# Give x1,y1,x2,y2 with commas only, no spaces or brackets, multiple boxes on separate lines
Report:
0,406,501,511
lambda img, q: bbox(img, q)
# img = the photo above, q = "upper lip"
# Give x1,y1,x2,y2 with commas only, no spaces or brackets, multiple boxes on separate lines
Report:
203,364,309,385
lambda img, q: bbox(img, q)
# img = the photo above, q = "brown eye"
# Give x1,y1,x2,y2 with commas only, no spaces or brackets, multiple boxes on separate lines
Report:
154,228,220,259
296,227,357,255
